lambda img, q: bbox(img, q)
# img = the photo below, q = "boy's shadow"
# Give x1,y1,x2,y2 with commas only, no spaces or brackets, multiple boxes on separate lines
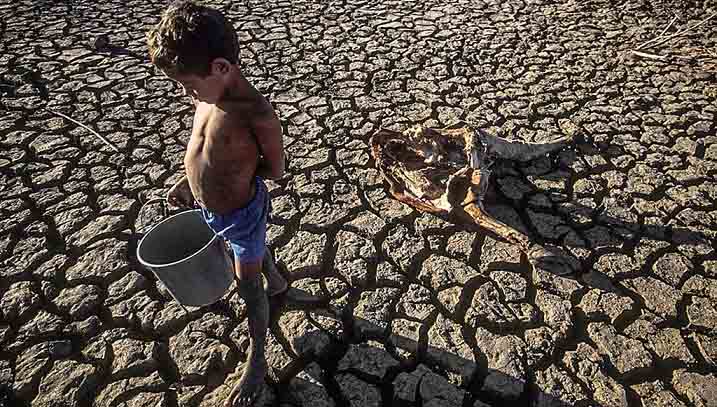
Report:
261,288,576,407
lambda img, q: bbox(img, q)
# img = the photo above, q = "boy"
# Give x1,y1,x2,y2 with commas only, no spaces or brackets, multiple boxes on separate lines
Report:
147,2,287,406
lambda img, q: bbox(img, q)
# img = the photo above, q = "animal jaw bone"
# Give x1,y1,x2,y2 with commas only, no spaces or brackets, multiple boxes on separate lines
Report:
370,122,578,276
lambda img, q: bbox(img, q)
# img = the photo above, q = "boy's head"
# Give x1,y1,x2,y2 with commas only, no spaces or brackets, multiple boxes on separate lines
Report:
147,1,239,101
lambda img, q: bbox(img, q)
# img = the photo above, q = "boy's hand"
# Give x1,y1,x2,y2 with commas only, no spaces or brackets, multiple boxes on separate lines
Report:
167,177,194,208
255,158,287,181
251,98,285,180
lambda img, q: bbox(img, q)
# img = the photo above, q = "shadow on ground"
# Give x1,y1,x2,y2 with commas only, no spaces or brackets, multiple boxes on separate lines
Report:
194,287,581,407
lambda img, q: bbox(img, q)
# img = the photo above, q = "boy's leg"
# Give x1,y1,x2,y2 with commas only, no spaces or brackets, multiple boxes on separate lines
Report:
262,247,288,296
226,259,268,407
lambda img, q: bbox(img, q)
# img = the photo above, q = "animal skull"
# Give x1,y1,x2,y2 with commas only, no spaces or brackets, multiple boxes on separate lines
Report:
370,122,579,276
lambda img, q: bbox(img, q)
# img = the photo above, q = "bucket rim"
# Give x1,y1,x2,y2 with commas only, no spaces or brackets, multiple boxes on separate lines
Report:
136,209,225,269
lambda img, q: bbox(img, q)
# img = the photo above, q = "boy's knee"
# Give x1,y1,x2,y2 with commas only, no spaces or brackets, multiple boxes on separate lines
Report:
237,274,266,307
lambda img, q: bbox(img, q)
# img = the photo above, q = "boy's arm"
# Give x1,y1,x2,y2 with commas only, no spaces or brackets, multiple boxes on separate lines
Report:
251,99,285,180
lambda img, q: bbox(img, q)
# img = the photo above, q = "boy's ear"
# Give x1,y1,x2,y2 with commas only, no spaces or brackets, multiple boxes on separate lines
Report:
210,58,232,75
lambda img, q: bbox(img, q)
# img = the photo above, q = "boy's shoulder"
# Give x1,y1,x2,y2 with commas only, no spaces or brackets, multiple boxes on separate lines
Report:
222,89,273,121
200,90,273,137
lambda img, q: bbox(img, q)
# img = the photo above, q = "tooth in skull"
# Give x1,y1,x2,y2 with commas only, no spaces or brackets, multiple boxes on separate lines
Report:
369,122,579,276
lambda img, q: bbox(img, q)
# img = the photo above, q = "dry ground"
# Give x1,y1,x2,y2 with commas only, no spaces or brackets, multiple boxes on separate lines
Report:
1,0,716,406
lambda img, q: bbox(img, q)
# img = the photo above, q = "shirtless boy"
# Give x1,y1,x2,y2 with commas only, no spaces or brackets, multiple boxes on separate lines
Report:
147,2,287,405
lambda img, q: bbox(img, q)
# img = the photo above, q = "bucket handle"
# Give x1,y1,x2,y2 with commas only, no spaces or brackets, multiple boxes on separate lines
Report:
216,223,236,238
137,197,169,234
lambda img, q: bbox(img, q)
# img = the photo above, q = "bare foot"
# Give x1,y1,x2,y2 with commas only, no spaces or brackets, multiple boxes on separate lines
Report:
225,355,268,407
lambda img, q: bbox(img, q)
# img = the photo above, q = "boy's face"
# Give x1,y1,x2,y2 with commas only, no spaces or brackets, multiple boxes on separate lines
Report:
167,58,232,105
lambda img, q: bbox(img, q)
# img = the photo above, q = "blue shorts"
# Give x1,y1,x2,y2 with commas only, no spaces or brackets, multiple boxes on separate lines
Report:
201,177,270,265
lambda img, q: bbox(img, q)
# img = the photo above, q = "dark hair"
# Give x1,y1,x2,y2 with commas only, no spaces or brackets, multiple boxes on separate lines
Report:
147,0,239,77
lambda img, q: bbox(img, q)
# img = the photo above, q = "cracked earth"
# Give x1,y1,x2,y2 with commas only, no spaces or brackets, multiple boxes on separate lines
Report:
1,0,716,406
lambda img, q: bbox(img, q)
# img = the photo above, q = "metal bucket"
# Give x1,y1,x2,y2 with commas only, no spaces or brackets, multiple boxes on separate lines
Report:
136,207,234,307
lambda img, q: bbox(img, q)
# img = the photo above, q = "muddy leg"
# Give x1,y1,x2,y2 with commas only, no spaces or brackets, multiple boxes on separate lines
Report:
262,247,288,296
225,260,268,407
